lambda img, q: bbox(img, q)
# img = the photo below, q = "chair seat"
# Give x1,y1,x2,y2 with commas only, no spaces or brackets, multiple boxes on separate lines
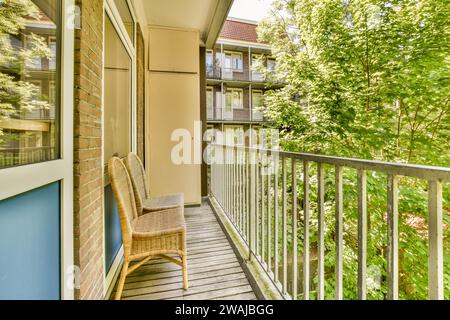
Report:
142,193,184,212
132,207,186,238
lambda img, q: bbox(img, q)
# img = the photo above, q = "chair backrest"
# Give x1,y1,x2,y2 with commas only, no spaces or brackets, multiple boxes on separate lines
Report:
124,153,150,215
108,157,138,257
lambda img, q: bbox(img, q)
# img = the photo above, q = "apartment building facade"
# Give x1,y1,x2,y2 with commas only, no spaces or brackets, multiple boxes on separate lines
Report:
205,18,283,146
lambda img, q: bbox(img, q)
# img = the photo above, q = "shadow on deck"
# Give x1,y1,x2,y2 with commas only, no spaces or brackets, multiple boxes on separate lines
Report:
113,202,257,300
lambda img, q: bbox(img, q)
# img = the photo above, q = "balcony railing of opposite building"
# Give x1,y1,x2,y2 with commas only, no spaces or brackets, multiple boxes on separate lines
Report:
206,65,222,80
209,143,450,300
207,107,267,123
0,146,55,168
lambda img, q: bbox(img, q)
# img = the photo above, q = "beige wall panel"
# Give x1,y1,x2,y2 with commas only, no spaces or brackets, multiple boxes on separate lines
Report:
148,72,201,205
149,27,199,73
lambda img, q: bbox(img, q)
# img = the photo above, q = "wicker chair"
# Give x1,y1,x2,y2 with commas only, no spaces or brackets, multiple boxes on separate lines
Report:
124,152,184,215
108,157,188,300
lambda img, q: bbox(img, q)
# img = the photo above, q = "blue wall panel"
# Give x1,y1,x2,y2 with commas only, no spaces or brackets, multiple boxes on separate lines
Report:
0,182,60,300
104,184,123,273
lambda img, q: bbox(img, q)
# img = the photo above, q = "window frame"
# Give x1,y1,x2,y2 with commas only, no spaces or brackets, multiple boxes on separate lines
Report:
103,0,137,297
224,51,243,72
225,88,244,110
206,86,214,112
267,57,276,72
0,0,75,300
225,125,245,146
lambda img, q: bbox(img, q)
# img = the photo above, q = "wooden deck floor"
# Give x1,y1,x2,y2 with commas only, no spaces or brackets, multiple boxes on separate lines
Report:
117,201,257,300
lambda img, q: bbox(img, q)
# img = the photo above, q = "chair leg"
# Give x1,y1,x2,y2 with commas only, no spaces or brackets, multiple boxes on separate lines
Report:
182,253,188,290
115,261,129,300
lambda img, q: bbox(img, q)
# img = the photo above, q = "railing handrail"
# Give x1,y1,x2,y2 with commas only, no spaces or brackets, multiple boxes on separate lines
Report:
211,144,450,182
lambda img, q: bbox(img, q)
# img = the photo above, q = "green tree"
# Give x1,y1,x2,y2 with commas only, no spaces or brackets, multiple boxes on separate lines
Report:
257,0,449,299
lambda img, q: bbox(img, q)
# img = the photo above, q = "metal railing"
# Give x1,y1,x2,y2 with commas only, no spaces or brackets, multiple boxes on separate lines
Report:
209,144,450,300
0,146,55,168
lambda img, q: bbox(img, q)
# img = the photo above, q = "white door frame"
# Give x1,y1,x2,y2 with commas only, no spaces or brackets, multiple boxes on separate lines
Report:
103,0,137,296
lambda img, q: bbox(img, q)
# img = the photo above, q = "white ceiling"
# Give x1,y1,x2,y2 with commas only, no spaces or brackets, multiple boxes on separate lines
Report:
139,0,221,43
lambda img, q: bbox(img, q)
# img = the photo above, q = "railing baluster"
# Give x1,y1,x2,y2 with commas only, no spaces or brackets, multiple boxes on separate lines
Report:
357,169,367,300
236,148,239,228
249,148,256,260
387,174,399,300
246,149,250,241
255,150,260,257
261,153,266,262
317,163,325,300
428,180,443,300
241,149,244,233
335,165,344,300
303,161,310,300
274,152,279,283
292,158,298,300
267,154,272,272
226,147,229,214
235,148,239,228
282,155,288,295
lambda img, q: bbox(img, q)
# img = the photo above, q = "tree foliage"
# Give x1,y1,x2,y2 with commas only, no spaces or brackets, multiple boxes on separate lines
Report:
257,0,449,299
0,0,52,142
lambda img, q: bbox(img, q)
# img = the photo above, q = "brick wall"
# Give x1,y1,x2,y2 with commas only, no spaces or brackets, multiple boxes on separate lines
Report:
73,0,105,300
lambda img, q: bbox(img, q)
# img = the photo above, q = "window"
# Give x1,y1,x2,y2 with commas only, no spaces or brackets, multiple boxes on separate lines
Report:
0,0,60,169
104,15,132,163
206,50,213,69
252,90,263,108
49,37,57,70
226,89,243,110
225,126,244,146
206,87,214,118
252,90,264,121
252,54,264,81
224,51,243,71
113,0,135,43
267,58,276,72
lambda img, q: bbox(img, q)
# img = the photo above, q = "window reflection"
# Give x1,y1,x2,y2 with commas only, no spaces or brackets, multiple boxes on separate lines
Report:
0,0,60,169
113,0,135,43
104,15,132,163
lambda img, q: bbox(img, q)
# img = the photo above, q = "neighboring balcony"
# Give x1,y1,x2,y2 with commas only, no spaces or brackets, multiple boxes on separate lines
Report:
206,65,222,80
206,64,278,84
207,106,267,123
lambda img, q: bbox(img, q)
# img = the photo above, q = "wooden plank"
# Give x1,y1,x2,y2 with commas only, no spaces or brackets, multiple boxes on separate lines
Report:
335,166,343,300
127,278,251,300
303,161,310,300
317,163,325,300
122,272,248,298
357,169,367,300
125,266,245,290
125,262,242,284
428,180,443,300
167,284,254,301
212,292,257,300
